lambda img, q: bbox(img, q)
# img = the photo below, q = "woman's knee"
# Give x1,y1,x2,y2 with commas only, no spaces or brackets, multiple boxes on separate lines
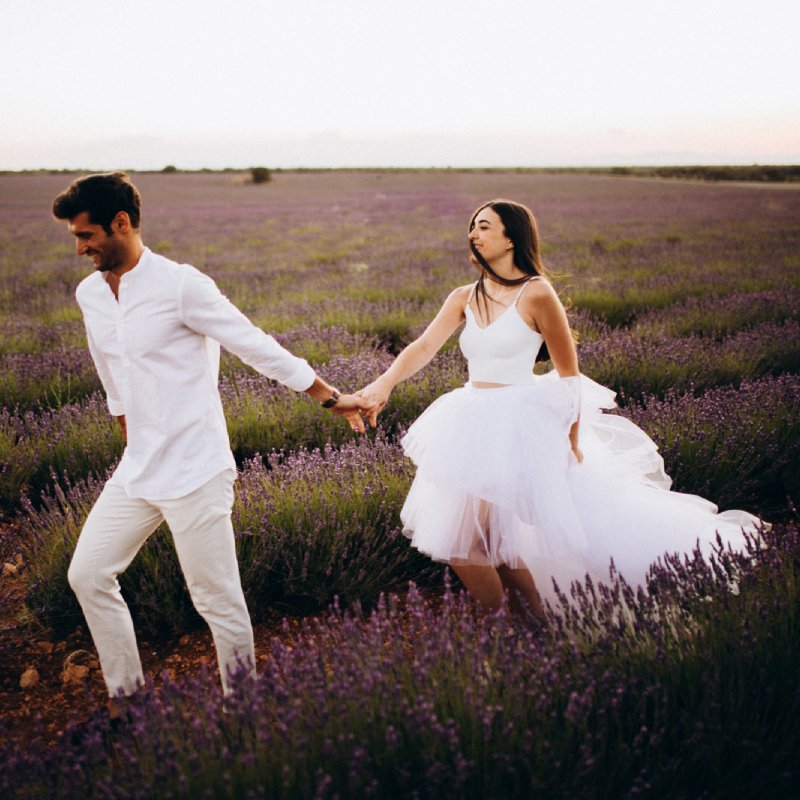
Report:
451,564,505,610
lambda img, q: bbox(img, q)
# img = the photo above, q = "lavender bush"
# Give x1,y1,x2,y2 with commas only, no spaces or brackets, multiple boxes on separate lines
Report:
2,171,798,796
1,349,467,515
17,371,797,639
19,436,441,639
621,373,800,516
579,319,800,401
2,523,798,799
0,394,122,514
631,287,800,339
233,436,439,612
6,323,796,517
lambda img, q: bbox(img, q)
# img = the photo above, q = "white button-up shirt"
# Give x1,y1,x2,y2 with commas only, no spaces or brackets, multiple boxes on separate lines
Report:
76,248,316,499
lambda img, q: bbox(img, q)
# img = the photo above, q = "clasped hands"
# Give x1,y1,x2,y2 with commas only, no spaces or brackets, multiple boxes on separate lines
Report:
331,380,391,433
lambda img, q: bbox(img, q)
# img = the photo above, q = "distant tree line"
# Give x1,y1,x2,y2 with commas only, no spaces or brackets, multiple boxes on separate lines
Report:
1,165,798,182
609,165,800,182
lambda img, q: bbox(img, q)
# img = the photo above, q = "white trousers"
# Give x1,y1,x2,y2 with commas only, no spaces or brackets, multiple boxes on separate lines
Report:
68,469,255,697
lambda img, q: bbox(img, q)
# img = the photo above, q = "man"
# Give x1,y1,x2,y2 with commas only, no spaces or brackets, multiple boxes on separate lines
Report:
52,171,370,712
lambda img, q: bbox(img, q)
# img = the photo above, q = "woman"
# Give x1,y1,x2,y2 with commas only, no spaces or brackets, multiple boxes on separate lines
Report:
357,200,761,619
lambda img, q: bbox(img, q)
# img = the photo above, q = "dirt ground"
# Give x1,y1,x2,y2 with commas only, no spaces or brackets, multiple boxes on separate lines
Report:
0,522,310,749
0,520,447,751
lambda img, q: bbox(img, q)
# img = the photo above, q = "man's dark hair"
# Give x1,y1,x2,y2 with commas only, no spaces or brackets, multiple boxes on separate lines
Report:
52,171,142,234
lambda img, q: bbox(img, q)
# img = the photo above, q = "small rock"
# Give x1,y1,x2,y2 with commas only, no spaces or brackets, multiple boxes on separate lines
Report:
20,667,39,689
2,562,17,577
35,641,54,655
61,663,90,684
178,634,191,646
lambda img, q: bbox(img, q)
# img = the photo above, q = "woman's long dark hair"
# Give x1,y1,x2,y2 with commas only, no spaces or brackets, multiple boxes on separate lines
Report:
468,199,553,361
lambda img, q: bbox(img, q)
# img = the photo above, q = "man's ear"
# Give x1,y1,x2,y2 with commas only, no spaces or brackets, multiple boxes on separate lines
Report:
113,211,132,233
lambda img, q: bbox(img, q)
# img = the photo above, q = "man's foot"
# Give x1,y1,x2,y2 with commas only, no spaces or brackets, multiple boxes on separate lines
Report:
106,695,134,729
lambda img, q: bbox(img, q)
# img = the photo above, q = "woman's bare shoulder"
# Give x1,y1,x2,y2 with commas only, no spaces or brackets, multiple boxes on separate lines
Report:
523,276,560,305
444,283,475,309
519,277,564,327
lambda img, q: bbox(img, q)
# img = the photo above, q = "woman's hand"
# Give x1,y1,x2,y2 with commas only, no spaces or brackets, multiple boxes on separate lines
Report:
328,393,374,433
356,380,392,428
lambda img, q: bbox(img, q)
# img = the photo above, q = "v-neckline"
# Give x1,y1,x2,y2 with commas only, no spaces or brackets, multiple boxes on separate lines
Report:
466,300,518,331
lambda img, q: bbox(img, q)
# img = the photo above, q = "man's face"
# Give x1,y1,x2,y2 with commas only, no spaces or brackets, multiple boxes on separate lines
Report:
68,211,127,272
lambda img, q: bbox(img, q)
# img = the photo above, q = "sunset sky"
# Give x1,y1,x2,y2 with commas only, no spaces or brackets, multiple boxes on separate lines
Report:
2,0,798,169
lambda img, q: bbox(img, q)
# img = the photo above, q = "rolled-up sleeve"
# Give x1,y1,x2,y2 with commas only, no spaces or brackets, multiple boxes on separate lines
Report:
177,266,316,391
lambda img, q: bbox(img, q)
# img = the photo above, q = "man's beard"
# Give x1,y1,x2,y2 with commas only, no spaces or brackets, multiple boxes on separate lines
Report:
90,241,124,272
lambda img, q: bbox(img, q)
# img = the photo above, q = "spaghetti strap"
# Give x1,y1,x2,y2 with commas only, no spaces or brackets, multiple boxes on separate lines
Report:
513,276,540,306
466,281,479,304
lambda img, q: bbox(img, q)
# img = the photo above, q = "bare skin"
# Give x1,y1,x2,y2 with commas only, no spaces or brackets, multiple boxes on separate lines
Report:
358,206,581,620
451,563,546,618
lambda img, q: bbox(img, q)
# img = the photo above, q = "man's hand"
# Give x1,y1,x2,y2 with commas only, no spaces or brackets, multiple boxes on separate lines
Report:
115,414,127,444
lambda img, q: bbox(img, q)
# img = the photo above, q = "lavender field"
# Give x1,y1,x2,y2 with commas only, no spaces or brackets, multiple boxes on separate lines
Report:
1,170,799,798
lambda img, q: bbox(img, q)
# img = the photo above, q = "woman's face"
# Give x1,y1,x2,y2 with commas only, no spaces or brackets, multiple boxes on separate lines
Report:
468,206,511,265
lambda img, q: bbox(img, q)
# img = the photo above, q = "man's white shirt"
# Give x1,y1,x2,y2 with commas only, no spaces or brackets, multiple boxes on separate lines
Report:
76,248,315,499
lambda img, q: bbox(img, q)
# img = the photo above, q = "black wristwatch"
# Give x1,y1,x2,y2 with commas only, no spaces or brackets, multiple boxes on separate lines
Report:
321,388,340,408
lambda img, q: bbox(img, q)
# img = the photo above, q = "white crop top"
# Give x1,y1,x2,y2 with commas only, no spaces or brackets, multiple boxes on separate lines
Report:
459,279,543,384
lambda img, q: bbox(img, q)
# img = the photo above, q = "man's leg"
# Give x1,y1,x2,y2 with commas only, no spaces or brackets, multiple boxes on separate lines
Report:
68,480,164,697
162,470,255,695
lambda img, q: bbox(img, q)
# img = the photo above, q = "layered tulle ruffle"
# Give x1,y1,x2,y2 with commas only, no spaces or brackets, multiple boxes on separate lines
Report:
400,372,763,604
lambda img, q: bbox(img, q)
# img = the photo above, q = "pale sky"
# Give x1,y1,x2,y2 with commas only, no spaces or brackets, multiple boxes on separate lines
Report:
1,0,798,169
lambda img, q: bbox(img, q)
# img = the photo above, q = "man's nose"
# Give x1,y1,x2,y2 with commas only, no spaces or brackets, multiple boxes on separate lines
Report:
75,238,87,255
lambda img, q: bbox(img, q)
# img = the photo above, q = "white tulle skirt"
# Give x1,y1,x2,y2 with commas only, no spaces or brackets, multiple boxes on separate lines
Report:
400,372,763,606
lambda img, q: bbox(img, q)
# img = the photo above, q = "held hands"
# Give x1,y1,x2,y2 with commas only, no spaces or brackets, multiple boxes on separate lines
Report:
310,376,377,434
355,379,392,428
328,392,377,434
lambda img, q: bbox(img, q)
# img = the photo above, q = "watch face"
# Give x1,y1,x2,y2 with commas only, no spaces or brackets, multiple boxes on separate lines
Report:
323,389,339,407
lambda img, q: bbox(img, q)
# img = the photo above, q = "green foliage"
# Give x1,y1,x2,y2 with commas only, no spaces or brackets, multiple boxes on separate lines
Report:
626,375,800,515
0,396,123,515
580,320,800,402
19,438,441,639
250,166,272,184
7,527,799,799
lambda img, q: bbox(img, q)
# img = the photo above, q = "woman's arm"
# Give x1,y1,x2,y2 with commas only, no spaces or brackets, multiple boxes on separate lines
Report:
359,285,470,426
521,281,583,462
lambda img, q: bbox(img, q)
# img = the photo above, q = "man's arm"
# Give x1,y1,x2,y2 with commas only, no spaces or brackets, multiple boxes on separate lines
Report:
178,268,373,428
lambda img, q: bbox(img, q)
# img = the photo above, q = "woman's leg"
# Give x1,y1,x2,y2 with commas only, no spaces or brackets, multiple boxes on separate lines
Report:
450,563,505,612
449,498,507,611
451,499,546,619
496,564,546,621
